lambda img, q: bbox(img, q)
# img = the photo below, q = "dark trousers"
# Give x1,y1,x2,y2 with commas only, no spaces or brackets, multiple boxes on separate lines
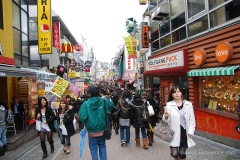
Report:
14,114,23,129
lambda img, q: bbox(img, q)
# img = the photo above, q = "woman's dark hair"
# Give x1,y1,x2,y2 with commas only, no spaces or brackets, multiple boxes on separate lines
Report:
58,100,69,113
121,90,132,99
87,86,100,97
168,85,183,102
37,97,48,109
133,93,141,100
112,94,119,100
146,93,155,103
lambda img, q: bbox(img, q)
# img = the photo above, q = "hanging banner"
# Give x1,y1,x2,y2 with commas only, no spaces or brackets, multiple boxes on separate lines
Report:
52,22,60,50
37,0,52,54
50,76,69,97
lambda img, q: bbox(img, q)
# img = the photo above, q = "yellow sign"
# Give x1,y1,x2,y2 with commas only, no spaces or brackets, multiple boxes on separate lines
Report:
68,72,76,79
50,76,69,97
37,0,52,54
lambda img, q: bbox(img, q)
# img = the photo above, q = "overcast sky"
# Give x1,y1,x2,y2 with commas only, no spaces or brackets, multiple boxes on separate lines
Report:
52,0,147,62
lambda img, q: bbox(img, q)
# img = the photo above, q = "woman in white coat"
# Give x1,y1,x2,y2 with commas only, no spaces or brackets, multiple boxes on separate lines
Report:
163,85,196,160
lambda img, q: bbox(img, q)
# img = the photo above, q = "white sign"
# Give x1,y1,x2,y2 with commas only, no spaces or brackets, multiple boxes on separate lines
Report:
145,50,184,71
45,81,54,92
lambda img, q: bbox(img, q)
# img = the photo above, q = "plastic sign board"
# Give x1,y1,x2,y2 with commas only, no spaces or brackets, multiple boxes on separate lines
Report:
142,25,149,48
215,42,233,63
38,0,52,54
193,48,206,66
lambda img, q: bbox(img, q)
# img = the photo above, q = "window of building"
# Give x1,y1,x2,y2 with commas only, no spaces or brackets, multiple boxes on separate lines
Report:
0,0,3,29
151,20,159,42
151,39,160,52
199,76,239,115
171,12,185,31
210,1,240,28
160,34,172,48
172,26,186,44
170,0,185,19
209,0,228,10
187,0,206,18
187,15,208,37
13,0,29,66
159,19,170,37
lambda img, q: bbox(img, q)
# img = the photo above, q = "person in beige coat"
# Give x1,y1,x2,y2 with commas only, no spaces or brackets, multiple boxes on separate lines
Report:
163,85,196,160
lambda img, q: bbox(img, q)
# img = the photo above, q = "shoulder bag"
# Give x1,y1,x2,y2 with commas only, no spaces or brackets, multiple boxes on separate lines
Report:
142,103,151,122
103,99,112,140
153,118,175,142
147,101,155,116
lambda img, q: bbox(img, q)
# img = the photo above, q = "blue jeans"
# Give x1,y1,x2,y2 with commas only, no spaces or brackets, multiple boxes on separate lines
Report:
58,128,71,147
120,126,130,143
88,135,107,160
0,125,7,147
135,127,147,139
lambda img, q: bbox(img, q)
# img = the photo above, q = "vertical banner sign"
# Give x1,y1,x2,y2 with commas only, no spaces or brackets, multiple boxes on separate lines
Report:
37,0,52,54
52,22,60,50
142,25,149,48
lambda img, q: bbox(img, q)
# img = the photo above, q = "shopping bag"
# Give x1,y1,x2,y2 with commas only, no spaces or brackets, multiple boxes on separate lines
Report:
147,101,155,116
62,124,68,135
36,120,41,131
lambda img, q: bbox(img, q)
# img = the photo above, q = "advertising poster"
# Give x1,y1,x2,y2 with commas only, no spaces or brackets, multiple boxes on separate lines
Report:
50,76,69,97
28,78,38,119
75,82,85,95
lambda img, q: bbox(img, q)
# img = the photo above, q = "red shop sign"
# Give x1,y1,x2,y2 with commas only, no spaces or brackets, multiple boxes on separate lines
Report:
52,22,60,50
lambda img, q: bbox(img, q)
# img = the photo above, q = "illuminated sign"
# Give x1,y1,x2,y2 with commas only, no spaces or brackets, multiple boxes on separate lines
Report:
37,0,52,54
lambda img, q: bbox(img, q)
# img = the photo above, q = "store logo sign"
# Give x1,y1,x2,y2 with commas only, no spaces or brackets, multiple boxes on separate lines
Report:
37,0,52,54
215,42,233,63
193,48,206,66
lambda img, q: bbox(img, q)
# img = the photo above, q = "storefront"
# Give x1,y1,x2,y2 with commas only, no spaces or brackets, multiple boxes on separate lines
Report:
146,23,240,148
122,69,136,89
144,49,188,107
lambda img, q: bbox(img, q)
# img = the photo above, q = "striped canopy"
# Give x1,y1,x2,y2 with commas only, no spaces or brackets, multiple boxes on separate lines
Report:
187,65,239,77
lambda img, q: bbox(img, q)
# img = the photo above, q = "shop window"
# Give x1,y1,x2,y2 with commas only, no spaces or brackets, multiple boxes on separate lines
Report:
21,10,28,34
13,28,21,54
187,15,208,37
151,39,160,52
0,0,3,29
22,33,28,57
21,0,27,11
159,19,170,37
210,1,240,28
151,20,159,42
199,76,240,115
14,54,21,65
187,0,206,18
12,2,20,29
172,26,186,44
160,34,172,48
209,0,228,10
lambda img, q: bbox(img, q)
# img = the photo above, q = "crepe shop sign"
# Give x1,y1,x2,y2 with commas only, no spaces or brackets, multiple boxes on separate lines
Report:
215,42,233,63
146,50,184,71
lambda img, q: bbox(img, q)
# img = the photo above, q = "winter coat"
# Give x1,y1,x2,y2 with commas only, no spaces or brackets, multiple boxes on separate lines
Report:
132,99,148,128
163,100,196,148
35,106,56,132
111,99,119,122
118,99,133,120
57,105,75,137
79,96,114,133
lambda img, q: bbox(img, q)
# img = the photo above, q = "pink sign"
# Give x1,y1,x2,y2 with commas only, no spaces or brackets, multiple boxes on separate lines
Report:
52,22,60,49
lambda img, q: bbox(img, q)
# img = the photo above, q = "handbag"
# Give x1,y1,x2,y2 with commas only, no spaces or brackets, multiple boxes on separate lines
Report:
103,99,112,140
147,101,155,116
62,124,68,135
36,119,41,131
113,108,120,119
153,119,175,142
142,104,150,122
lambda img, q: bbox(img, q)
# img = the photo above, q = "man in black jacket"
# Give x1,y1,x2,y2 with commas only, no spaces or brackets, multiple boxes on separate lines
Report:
11,97,25,130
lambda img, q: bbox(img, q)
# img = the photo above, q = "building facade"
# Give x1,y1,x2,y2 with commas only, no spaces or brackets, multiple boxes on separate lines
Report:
143,0,240,148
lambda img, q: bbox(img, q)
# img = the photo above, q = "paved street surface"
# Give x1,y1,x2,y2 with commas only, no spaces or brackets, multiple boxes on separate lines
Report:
3,126,240,160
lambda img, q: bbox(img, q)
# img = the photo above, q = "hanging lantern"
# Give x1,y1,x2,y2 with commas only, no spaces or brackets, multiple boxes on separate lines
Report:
125,17,138,34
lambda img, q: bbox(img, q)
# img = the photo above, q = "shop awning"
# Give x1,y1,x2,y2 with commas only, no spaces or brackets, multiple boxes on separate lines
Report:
0,65,36,77
187,65,239,77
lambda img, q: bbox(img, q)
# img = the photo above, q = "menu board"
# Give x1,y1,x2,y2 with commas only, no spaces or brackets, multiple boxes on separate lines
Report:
50,76,69,97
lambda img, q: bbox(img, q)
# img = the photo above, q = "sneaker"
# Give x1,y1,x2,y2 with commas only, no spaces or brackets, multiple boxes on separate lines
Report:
121,140,125,147
125,143,130,147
